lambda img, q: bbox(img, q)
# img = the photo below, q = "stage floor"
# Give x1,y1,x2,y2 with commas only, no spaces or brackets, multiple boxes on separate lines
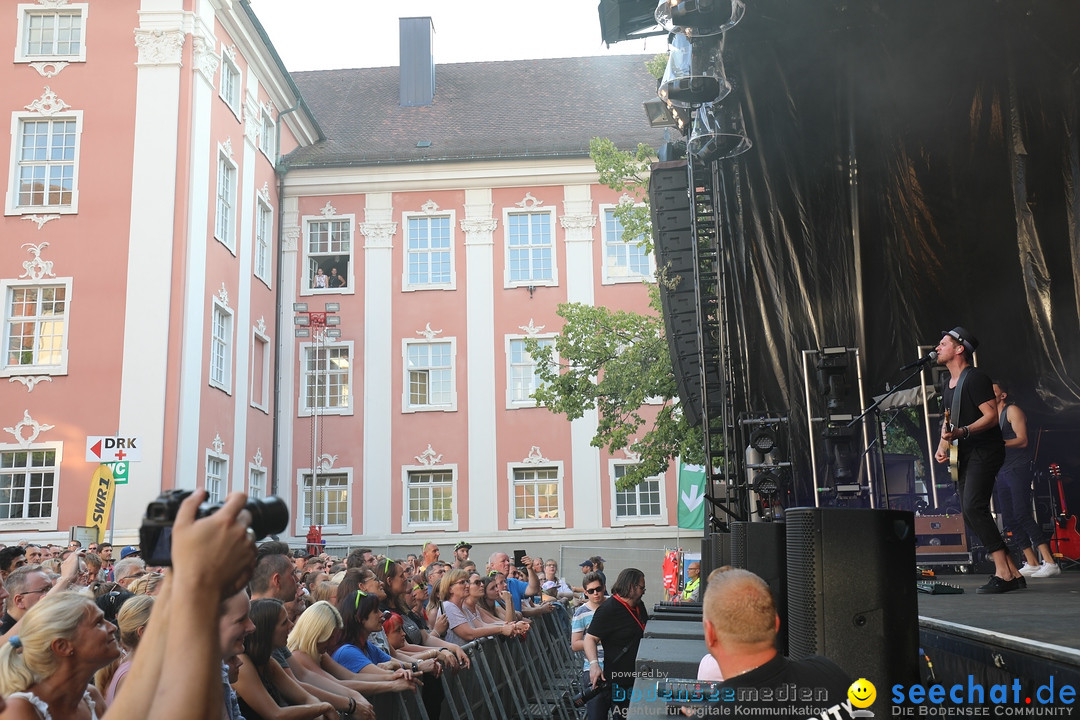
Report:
917,568,1080,650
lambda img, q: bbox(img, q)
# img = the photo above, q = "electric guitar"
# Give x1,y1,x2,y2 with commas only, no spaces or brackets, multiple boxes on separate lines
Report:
942,408,959,483
1049,464,1080,561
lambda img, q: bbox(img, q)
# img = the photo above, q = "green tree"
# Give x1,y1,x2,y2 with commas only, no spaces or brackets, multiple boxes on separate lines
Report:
524,137,703,490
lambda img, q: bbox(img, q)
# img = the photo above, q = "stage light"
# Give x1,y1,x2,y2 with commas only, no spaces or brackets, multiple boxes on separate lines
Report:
655,0,745,37
687,99,751,163
599,0,667,45
752,470,781,498
749,427,777,454
658,33,731,108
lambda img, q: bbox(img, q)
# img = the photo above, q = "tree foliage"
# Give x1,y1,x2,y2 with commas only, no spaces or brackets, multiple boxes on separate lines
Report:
523,135,703,490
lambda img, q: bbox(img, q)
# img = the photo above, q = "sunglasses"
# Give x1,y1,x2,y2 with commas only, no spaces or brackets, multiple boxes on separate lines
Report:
470,579,484,586
585,586,604,594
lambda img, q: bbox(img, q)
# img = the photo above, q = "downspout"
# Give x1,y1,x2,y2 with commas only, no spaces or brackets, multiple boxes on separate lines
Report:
270,104,300,497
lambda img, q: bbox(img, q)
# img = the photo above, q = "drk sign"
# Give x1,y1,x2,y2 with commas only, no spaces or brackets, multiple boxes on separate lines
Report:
86,436,141,463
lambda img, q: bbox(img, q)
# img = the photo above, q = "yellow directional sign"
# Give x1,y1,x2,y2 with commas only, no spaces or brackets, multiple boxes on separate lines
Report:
84,464,116,543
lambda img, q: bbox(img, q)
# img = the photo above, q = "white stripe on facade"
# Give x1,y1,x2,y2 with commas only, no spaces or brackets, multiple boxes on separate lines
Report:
360,193,396,536
462,189,499,535
561,185,602,531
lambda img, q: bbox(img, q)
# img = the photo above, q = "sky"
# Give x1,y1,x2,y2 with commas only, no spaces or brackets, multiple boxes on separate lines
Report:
248,0,668,72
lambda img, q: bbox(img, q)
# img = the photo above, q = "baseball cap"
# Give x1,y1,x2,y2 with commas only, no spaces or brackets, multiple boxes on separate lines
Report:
579,560,594,568
454,541,472,551
941,327,979,354
120,546,140,559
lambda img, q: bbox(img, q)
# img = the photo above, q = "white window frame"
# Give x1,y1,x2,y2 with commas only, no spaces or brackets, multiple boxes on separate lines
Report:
507,461,565,529
402,210,456,291
401,463,459,531
6,111,84,216
298,339,354,417
600,203,655,285
1,277,72,377
402,337,457,413
504,333,557,409
248,463,266,499
204,448,229,504
14,3,89,64
254,194,273,287
301,214,355,296
259,107,276,160
250,324,270,413
0,441,61,531
502,206,558,288
209,296,233,394
219,49,242,119
609,460,668,527
214,147,238,253
295,468,353,535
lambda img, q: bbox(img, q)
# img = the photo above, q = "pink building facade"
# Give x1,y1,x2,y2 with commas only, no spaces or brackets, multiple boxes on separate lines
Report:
0,4,682,550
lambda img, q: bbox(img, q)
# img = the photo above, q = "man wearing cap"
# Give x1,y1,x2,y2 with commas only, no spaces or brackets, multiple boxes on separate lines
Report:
451,541,472,569
934,327,1020,594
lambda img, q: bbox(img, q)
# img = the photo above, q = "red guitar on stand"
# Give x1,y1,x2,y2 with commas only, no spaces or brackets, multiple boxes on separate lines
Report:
1049,464,1080,561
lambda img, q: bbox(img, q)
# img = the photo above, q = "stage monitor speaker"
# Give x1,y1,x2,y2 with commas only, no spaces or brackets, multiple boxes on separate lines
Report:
701,532,730,580
785,507,919,705
730,521,787,654
884,453,917,495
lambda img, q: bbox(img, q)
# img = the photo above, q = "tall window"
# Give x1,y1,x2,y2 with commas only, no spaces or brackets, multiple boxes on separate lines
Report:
613,463,664,523
254,198,273,285
16,5,87,62
250,329,270,412
210,300,233,392
406,470,454,525
3,281,69,375
259,109,275,159
505,209,556,286
11,116,81,212
0,447,58,524
205,453,227,503
405,214,453,289
404,340,455,412
512,466,561,524
602,206,652,283
506,336,554,408
301,343,351,414
215,151,237,251
305,218,352,293
219,52,241,115
300,472,349,530
248,466,266,499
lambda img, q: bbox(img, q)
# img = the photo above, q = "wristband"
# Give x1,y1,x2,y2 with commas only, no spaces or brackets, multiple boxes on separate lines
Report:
962,426,970,439
412,661,419,673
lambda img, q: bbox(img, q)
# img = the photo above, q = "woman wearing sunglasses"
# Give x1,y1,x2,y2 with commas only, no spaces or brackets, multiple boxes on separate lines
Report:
440,570,528,646
378,559,469,671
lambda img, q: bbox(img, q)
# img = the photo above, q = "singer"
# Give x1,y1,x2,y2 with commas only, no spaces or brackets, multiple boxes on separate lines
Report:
933,327,1021,593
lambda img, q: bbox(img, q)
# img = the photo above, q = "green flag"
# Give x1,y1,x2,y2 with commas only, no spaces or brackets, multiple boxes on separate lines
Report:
678,461,706,530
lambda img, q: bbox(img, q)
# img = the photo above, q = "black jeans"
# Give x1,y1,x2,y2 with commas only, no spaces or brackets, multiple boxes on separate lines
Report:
996,465,1046,549
958,444,1007,554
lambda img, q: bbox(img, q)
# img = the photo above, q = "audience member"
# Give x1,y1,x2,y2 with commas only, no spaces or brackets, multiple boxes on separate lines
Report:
585,568,648,718
572,571,609,720
100,593,154,703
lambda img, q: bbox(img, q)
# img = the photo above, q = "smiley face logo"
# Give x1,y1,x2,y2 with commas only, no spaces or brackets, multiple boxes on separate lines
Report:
848,678,876,708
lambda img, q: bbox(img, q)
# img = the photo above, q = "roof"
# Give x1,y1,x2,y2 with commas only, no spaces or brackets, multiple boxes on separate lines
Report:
284,54,667,168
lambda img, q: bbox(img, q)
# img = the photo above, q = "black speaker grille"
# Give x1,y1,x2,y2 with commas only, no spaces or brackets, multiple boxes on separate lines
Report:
784,508,819,659
730,522,748,569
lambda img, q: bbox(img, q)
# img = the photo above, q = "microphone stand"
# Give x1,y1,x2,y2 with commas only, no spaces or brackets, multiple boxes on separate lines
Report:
848,363,931,510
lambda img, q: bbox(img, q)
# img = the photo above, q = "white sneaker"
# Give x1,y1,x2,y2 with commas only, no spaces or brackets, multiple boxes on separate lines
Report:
1031,562,1061,578
1018,562,1041,577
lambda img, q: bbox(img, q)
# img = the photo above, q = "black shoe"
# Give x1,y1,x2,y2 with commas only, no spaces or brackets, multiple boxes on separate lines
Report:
1016,575,1027,589
976,575,1019,594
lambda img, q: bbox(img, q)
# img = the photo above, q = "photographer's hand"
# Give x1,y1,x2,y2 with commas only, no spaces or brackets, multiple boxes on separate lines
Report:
172,491,256,599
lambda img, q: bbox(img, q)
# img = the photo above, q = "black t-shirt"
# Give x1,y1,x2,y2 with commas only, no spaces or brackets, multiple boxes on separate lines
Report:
713,654,852,714
941,367,1003,452
584,595,648,688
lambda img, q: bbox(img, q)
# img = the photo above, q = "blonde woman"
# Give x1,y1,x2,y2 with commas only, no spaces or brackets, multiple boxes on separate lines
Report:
286,600,412,701
0,591,119,719
126,572,164,596
101,594,154,703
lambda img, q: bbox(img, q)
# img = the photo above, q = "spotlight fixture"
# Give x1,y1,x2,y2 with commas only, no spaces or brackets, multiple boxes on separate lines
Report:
688,99,752,163
658,33,731,108
655,0,745,37
749,427,777,454
751,470,781,498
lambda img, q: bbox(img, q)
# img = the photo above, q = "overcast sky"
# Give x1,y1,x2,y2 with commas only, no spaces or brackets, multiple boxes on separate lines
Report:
249,0,667,71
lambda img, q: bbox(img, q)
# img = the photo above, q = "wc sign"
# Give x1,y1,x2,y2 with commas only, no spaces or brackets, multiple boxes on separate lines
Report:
86,436,142,463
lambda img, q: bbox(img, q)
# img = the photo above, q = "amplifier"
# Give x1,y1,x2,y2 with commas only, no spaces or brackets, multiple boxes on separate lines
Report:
915,514,967,554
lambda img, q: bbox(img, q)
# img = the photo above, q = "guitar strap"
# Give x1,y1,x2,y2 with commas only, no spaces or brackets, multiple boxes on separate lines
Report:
950,366,972,433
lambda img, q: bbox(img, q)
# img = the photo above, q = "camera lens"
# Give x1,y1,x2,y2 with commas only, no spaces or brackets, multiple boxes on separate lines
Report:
246,496,289,541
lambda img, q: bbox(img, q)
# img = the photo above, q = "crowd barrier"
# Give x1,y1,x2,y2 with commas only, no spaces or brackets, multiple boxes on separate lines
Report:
368,605,585,720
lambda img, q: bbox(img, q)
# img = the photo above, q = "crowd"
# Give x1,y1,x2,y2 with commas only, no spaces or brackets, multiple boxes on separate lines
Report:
0,499,628,720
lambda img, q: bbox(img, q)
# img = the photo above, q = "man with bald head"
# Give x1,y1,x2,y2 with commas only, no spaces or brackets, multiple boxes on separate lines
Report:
702,569,850,713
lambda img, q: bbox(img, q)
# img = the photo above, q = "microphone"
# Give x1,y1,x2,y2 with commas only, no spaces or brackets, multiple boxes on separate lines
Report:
900,351,937,371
